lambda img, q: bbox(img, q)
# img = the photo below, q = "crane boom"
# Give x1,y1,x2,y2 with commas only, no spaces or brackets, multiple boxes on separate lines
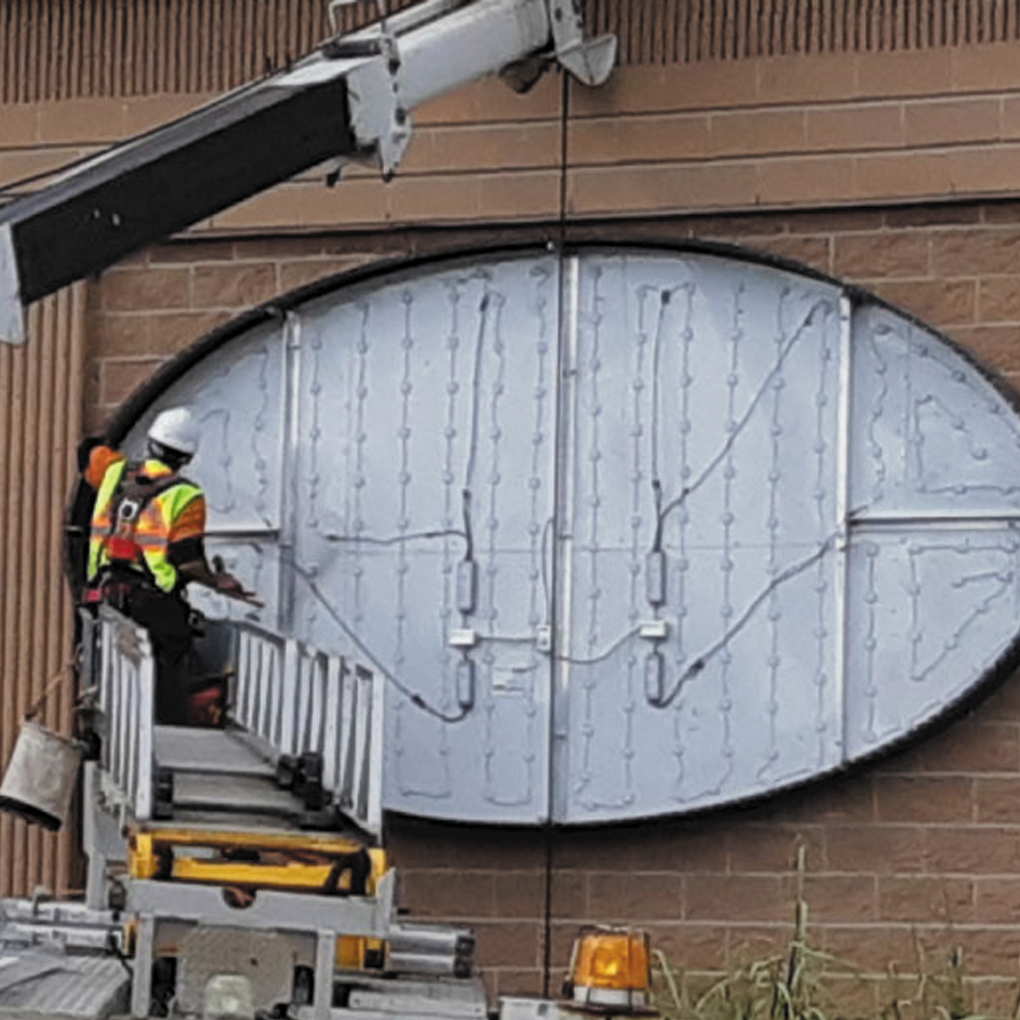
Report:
0,0,615,345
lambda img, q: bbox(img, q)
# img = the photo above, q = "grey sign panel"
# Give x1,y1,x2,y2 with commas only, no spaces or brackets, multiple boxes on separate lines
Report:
555,253,846,821
849,304,1020,515
121,245,1020,825
288,257,559,822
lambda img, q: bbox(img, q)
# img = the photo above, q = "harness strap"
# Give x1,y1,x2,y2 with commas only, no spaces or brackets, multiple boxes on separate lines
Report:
105,466,185,561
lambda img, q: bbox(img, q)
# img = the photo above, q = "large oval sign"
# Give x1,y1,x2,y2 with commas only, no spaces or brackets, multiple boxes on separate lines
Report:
115,245,1020,824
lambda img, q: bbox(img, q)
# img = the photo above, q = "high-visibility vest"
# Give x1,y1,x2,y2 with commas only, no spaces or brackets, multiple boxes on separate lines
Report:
87,452,205,595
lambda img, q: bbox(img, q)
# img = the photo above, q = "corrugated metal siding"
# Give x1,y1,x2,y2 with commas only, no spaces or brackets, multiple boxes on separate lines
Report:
0,0,1019,101
0,284,85,898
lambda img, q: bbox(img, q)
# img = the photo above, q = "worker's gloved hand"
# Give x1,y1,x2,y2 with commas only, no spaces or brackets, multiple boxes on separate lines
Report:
214,572,246,596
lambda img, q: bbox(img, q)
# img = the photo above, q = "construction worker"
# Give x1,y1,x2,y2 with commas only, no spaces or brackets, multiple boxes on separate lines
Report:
81,407,254,725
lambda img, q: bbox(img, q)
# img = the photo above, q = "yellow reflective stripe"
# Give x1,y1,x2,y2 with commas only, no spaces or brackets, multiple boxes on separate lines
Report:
142,547,178,593
88,460,129,580
156,483,202,525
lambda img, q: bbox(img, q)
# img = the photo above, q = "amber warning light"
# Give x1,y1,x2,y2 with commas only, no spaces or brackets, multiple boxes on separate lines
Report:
564,927,653,1013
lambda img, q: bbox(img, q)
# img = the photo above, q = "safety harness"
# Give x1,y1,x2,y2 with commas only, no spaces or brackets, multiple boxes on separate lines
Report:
86,465,192,602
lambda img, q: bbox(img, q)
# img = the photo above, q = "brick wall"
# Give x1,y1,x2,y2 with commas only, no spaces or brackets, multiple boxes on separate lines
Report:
78,201,1020,1011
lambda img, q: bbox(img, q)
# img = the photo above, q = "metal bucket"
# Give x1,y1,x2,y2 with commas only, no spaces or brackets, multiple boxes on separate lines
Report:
0,720,83,831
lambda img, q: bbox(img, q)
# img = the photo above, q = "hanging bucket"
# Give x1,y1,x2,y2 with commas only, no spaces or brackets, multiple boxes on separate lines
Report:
0,720,83,831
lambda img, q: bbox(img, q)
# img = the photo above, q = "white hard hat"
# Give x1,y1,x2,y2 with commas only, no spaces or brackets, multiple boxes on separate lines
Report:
148,406,201,457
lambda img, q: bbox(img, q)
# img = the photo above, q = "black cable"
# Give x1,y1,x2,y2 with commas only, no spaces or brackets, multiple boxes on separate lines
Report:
280,552,469,725
323,527,467,547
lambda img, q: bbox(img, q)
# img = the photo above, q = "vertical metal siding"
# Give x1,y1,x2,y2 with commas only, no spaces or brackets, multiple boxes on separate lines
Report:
0,284,85,899
1,0,1019,98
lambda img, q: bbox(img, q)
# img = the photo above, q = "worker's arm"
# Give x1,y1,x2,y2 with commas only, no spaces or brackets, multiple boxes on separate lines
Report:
168,495,261,604
81,443,124,490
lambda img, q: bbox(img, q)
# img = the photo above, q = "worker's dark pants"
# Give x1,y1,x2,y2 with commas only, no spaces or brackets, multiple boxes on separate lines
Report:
107,583,193,726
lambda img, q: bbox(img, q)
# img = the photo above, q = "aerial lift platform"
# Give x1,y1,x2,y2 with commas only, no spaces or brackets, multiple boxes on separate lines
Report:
0,1,637,1017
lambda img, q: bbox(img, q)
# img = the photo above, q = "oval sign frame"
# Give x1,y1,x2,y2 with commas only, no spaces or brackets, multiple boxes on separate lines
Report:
86,241,1020,826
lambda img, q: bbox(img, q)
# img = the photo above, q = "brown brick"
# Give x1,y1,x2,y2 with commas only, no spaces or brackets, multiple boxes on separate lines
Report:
945,928,1020,974
821,926,920,973
549,871,586,919
856,151,953,200
36,98,125,142
399,869,494,919
191,263,278,309
878,877,975,923
709,109,807,157
0,104,39,146
881,720,1020,774
386,175,481,222
241,237,328,259
742,235,832,273
569,113,712,165
644,819,730,872
979,674,1020,721
727,826,823,873
975,777,1020,823
856,51,954,99
953,43,1020,92
970,979,1020,1018
884,204,983,228
804,103,904,152
389,819,546,871
472,921,544,970
568,163,759,216
278,259,363,293
587,873,683,923
925,827,1020,875
89,314,152,359
652,923,728,971
99,357,164,405
816,975,880,1017
148,312,232,356
983,199,1020,223
759,54,858,104
122,94,211,135
552,820,726,872
824,825,925,875
980,278,1020,324
150,241,237,265
904,99,1001,147
725,925,790,966
0,148,87,189
478,171,561,220
99,268,191,312
756,155,857,205
797,874,878,922
833,233,930,279
490,969,543,998
400,122,559,174
83,403,114,435
767,774,875,825
954,326,1020,375
685,875,786,922
571,62,758,119
974,877,1020,923
213,181,388,231
493,872,545,919
949,145,1020,196
417,74,559,125
868,279,977,328
874,776,974,823
782,208,885,233
932,227,1020,276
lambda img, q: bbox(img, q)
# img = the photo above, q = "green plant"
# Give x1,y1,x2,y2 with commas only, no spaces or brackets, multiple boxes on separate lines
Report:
650,848,987,1020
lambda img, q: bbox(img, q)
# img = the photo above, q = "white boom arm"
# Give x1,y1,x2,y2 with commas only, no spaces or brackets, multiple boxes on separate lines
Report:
0,0,615,345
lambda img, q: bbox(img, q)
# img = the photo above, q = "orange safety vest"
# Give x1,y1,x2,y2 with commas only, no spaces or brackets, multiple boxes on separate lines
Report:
86,447,206,595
